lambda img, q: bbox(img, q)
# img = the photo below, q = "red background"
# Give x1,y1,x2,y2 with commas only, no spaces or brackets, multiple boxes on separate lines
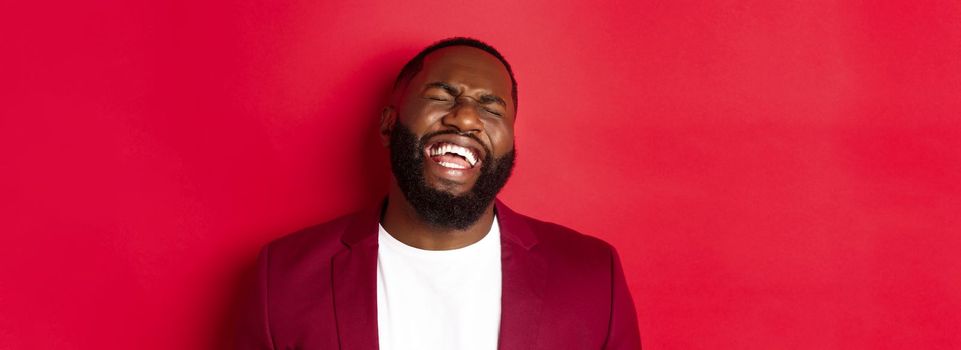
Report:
2,1,960,349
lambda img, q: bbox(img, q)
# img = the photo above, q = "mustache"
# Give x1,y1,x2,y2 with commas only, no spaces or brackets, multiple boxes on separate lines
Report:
419,129,491,160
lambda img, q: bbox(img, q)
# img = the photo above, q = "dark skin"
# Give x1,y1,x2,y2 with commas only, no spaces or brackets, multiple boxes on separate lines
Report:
379,46,517,250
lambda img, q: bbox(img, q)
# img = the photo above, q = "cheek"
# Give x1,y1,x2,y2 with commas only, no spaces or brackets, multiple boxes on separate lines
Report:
401,105,446,129
485,124,515,155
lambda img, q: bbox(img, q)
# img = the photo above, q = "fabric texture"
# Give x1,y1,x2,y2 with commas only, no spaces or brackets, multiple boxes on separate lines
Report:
236,199,641,350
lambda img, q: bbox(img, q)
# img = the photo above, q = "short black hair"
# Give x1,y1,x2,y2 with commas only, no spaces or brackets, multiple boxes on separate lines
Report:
393,37,518,110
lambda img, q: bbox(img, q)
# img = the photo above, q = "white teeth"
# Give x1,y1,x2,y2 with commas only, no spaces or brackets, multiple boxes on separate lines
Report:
429,142,478,166
438,161,467,169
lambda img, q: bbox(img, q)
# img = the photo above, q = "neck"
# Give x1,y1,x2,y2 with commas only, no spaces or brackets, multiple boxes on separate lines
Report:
381,184,495,250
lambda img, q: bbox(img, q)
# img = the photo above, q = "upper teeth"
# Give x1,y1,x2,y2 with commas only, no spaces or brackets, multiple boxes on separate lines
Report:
430,143,477,166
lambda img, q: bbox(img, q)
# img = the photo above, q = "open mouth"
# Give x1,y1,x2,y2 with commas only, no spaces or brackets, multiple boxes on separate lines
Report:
425,141,480,170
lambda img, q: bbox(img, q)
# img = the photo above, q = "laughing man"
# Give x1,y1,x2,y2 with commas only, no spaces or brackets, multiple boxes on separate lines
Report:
238,37,641,350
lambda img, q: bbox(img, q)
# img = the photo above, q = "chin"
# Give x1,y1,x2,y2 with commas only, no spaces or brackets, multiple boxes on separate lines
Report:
426,177,474,196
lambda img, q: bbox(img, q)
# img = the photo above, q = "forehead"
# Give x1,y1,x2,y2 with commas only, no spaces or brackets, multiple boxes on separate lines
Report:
414,46,513,97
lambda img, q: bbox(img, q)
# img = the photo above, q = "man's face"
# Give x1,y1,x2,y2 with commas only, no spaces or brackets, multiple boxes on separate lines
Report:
385,46,516,229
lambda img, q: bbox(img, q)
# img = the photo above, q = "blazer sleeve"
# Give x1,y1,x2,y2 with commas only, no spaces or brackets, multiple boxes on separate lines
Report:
235,246,277,350
603,246,642,349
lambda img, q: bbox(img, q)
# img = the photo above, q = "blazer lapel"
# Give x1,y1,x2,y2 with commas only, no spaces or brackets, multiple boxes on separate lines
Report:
331,206,380,350
329,200,546,350
496,200,547,350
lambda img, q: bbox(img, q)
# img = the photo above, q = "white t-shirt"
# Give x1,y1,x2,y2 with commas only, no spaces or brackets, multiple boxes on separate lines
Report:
376,218,502,350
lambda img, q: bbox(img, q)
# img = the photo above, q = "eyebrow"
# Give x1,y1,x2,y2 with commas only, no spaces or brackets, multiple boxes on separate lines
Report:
424,81,507,108
478,94,507,108
425,81,459,95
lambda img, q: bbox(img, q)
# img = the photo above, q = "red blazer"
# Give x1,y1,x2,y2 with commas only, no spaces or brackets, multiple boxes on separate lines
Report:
237,199,641,349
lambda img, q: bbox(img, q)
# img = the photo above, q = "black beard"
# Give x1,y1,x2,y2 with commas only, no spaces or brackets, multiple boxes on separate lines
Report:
389,123,515,230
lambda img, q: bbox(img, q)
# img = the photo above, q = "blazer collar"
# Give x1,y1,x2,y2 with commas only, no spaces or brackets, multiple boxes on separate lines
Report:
493,199,547,349
330,202,381,350
494,198,540,250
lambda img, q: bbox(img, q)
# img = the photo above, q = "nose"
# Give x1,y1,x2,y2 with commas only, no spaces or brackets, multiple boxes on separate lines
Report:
442,96,484,134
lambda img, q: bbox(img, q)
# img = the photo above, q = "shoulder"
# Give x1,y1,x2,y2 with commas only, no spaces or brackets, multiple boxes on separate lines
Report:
510,211,618,270
260,211,360,271
527,214,614,251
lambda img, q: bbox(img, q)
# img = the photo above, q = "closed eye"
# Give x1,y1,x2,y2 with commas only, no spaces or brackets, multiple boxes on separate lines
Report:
424,82,459,101
484,108,503,117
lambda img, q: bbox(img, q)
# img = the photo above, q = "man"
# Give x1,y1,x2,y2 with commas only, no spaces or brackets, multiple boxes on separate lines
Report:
238,37,640,350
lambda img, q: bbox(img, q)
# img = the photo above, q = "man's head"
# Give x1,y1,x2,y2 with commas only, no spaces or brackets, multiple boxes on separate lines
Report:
380,37,517,230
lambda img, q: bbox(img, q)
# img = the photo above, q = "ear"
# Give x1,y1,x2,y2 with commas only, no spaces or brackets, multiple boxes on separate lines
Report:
379,106,396,147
